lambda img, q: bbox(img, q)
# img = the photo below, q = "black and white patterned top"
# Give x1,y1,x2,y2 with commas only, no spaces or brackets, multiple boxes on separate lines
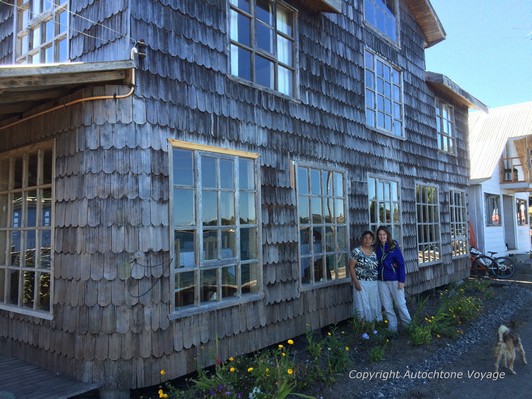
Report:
351,246,378,281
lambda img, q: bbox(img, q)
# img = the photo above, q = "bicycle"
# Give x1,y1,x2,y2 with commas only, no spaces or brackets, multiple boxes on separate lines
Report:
470,247,515,279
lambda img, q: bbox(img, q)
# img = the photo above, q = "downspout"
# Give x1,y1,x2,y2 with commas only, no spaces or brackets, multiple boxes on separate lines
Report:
0,47,139,131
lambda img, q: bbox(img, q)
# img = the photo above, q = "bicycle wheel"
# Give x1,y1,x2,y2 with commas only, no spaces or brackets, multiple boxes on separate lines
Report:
494,256,515,279
472,255,497,278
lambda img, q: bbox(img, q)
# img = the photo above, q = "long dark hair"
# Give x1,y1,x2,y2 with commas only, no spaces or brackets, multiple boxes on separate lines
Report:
376,225,395,249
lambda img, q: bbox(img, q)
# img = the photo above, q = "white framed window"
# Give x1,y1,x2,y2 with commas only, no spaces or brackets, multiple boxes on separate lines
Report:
450,190,467,257
0,142,54,315
436,100,455,154
170,141,261,310
296,164,348,285
364,0,398,43
364,49,403,136
416,184,441,265
15,0,69,64
368,175,402,243
229,0,297,96
485,193,501,226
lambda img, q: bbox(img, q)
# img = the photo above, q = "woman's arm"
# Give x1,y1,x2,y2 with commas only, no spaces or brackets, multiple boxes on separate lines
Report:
348,258,362,291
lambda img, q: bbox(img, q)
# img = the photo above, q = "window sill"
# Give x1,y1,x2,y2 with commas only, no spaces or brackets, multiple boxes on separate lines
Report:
227,75,301,104
0,304,53,320
299,276,350,292
363,23,401,51
168,292,265,319
366,124,406,140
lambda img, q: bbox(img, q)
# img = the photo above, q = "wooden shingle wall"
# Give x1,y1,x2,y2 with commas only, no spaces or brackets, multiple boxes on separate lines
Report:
0,0,14,64
0,0,471,392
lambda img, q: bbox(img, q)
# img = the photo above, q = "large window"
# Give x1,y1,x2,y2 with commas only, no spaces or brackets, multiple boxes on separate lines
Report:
450,190,467,257
0,143,54,314
171,142,260,310
15,0,69,64
485,194,501,226
368,176,401,242
416,184,441,265
229,0,297,96
297,165,348,285
436,100,455,154
364,0,398,42
364,49,403,136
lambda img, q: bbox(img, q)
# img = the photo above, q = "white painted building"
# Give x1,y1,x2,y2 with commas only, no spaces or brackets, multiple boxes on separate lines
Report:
468,102,532,255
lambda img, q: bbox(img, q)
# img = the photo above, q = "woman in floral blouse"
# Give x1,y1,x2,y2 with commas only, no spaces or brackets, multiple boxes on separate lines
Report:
348,230,382,340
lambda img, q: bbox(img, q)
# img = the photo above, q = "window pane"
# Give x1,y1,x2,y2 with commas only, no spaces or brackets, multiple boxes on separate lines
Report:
239,158,255,190
220,159,234,189
255,54,274,89
240,192,256,224
256,0,273,24
277,65,293,96
230,0,250,13
202,191,217,226
220,191,235,225
203,230,218,261
298,196,309,223
175,230,195,268
230,10,251,46
230,44,252,81
241,263,258,294
173,149,193,185
221,266,237,298
240,227,258,260
256,22,273,53
175,271,195,307
277,35,292,64
277,6,292,35
297,167,308,194
174,189,194,225
201,156,216,188
221,229,237,258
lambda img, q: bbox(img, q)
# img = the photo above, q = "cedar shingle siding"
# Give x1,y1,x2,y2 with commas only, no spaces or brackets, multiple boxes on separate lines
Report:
0,0,471,394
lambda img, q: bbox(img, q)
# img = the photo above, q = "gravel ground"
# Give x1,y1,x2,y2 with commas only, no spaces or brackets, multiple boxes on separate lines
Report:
309,256,532,399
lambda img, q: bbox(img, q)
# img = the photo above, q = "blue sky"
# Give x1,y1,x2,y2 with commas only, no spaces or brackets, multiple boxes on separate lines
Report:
425,0,532,109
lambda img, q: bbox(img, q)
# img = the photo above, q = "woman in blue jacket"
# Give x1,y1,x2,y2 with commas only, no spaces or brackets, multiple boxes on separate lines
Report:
375,226,411,334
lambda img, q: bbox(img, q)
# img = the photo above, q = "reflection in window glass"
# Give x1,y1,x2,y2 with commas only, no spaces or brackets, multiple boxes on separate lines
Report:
416,184,441,265
172,146,259,309
0,144,54,313
297,165,348,285
365,49,403,136
230,0,297,95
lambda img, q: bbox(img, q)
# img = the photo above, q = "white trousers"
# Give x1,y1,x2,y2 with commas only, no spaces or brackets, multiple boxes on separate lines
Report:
378,280,412,332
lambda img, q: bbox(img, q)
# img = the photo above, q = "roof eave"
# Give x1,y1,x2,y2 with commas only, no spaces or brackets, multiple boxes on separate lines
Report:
426,71,488,112
405,0,446,48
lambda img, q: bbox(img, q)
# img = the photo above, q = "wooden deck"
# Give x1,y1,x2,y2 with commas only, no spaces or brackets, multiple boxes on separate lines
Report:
0,354,101,399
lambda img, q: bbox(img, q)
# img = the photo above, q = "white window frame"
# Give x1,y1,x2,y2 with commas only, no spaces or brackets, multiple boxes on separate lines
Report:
449,189,468,258
364,0,399,44
364,49,404,137
229,0,298,96
0,141,54,318
416,183,441,265
436,100,455,154
14,0,69,64
296,162,349,287
169,140,262,315
368,175,402,245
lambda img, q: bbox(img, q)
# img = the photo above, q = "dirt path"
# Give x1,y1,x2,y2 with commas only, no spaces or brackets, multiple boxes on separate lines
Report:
400,257,532,399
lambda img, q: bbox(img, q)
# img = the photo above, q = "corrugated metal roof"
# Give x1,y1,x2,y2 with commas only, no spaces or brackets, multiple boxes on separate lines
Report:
469,102,532,181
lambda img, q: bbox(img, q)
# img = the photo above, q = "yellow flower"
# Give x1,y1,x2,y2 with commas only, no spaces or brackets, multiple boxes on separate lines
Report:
230,367,236,373
287,369,293,375
345,346,350,351
287,339,294,345
278,344,284,349
160,370,166,376
282,353,286,357
384,320,388,324
158,389,168,399
229,357,234,362
247,367,254,372
327,332,331,336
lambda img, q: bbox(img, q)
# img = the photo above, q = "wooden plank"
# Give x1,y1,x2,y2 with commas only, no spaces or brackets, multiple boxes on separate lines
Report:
0,354,101,399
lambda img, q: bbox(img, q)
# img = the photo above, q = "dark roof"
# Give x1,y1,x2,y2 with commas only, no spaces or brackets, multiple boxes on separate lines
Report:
405,0,446,48
0,60,135,127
